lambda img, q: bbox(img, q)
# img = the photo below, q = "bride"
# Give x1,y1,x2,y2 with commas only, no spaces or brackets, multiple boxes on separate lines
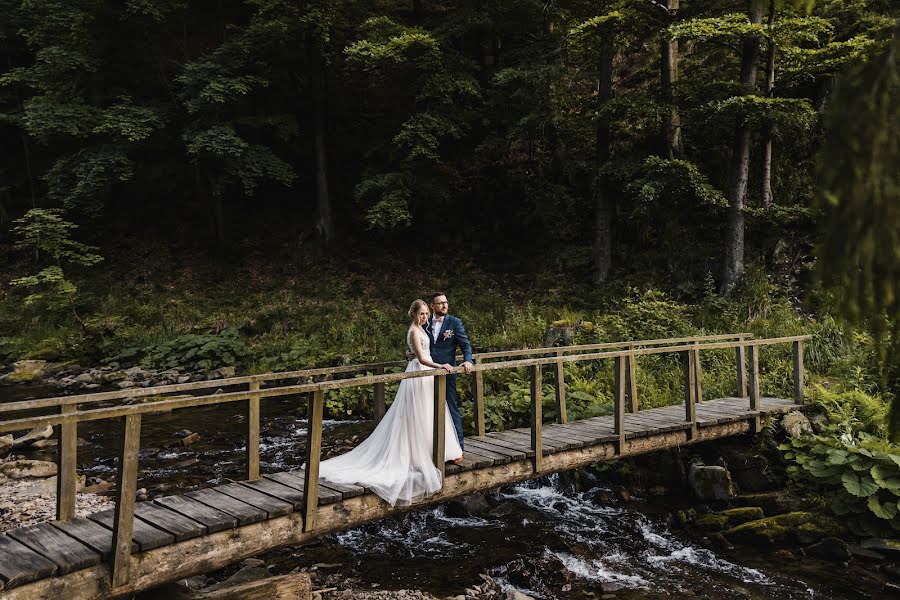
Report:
316,299,464,506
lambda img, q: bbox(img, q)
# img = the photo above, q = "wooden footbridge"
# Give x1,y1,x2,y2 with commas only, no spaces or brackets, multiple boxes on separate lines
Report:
0,333,810,599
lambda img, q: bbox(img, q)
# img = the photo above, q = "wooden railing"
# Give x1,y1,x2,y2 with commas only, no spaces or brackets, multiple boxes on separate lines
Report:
0,333,809,589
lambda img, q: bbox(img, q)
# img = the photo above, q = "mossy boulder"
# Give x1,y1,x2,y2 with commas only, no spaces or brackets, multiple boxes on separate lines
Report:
719,507,764,527
695,514,729,531
732,491,810,516
723,511,843,547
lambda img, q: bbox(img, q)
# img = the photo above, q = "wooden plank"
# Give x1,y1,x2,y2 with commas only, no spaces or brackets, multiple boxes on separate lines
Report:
56,404,77,522
213,482,293,518
472,364,486,437
544,424,601,443
240,477,306,509
614,356,626,452
186,488,267,525
487,431,553,455
263,471,342,504
735,346,748,397
303,390,324,532
550,422,618,443
111,413,141,588
682,351,697,439
793,340,805,404
52,517,134,557
433,375,447,475
465,439,527,461
457,448,496,468
247,380,261,481
554,351,568,424
153,496,237,533
509,426,581,450
7,522,99,575
134,501,206,542
498,429,568,453
626,350,639,413
373,366,386,423
458,442,512,464
531,364,542,472
89,508,174,552
748,345,761,432
0,535,57,589
693,347,703,403
475,434,536,457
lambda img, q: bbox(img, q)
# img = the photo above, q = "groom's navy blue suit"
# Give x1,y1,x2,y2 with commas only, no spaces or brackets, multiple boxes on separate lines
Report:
423,315,473,450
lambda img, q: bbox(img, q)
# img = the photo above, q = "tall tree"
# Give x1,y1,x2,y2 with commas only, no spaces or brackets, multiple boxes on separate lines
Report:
661,0,685,159
759,0,777,207
719,0,765,295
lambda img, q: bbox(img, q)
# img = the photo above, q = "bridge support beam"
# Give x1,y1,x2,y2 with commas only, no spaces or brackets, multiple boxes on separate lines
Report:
246,380,260,481
625,345,639,413
433,375,447,476
56,403,77,522
681,351,697,439
111,414,141,589
303,390,324,532
792,340,805,405
614,357,626,452
735,345,748,397
554,350,568,424
748,345,761,432
472,360,486,436
373,367,386,423
530,365,543,472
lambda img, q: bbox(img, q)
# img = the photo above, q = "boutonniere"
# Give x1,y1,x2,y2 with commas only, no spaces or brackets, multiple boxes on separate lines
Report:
443,329,455,340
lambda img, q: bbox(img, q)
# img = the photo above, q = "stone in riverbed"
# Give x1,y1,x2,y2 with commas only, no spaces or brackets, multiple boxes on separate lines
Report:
723,511,843,547
0,434,13,453
0,459,58,479
445,493,491,518
74,372,93,383
861,538,900,558
804,537,852,562
732,491,809,516
782,412,813,438
688,462,733,501
8,360,48,382
12,425,54,448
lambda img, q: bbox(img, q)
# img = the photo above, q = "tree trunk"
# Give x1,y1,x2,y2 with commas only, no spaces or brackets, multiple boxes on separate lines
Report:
661,0,684,159
760,0,776,207
308,36,334,244
592,30,614,285
719,0,765,296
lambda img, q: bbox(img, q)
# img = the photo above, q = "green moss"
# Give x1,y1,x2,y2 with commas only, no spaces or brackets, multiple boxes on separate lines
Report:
723,511,843,547
719,506,765,526
6,371,37,383
695,514,729,531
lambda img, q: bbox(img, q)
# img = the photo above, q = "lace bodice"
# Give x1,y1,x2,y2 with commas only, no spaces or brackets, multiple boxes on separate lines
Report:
407,327,431,360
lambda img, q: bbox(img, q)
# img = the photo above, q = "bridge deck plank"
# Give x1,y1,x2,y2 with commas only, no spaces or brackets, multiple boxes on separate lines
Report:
213,483,294,519
89,508,175,552
0,535,57,590
152,495,237,533
134,501,207,542
458,444,511,464
51,516,136,557
263,471,344,504
466,439,527,461
472,435,536,457
240,478,306,509
185,489,267,526
6,523,99,575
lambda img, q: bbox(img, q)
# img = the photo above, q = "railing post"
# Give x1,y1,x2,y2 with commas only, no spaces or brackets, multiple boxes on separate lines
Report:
433,374,447,477
472,358,486,437
692,344,703,404
735,345,748,397
56,403,77,522
554,349,568,424
792,340,805,405
748,344,761,432
303,390,324,532
681,351,697,440
246,380,260,481
111,414,141,588
614,356,626,453
530,364,543,472
373,366,386,423
625,345,638,413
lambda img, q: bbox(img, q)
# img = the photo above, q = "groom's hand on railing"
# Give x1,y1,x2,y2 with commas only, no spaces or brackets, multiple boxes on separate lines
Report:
441,363,454,373
461,361,474,373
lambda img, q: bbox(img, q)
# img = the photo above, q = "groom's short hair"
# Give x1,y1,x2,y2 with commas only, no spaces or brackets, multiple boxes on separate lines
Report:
429,291,447,303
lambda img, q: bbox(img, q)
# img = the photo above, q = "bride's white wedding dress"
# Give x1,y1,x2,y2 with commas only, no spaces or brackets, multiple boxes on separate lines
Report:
316,327,463,506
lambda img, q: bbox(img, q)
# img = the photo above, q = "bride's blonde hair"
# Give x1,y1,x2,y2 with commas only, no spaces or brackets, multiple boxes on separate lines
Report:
408,299,429,324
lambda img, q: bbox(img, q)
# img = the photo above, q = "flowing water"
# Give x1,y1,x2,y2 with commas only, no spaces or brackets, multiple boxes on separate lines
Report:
1,384,890,598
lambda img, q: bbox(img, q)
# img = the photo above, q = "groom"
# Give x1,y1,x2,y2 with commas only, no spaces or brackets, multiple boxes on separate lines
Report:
424,292,474,453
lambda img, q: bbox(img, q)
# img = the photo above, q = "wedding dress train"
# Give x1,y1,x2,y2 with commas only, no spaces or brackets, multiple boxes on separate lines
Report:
316,329,463,506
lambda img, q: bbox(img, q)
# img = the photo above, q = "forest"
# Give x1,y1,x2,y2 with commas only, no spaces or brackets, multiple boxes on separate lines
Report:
1,1,900,595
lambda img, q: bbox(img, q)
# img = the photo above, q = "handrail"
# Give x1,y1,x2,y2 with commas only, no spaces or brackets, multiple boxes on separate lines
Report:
0,332,808,590
0,332,751,414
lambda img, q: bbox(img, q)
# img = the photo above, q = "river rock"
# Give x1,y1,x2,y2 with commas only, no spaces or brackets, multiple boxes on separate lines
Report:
782,412,813,438
732,491,809,516
12,425,54,448
688,462,733,501
723,511,842,547
9,360,48,382
506,590,536,600
203,566,271,592
181,432,201,446
0,459,58,479
445,493,491,518
74,372,93,383
0,435,13,454
861,538,900,558
805,537,852,562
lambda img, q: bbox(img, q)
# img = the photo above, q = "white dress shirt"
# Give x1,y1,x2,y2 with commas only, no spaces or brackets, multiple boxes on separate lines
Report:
431,316,445,343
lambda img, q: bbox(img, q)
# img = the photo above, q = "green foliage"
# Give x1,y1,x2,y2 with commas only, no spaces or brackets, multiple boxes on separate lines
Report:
107,328,249,372
9,209,102,309
778,386,900,533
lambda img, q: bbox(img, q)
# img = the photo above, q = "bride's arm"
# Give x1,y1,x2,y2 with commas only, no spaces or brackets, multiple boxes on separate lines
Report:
410,329,453,371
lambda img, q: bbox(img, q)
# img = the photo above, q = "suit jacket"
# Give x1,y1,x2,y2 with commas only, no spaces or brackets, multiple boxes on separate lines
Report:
423,315,474,366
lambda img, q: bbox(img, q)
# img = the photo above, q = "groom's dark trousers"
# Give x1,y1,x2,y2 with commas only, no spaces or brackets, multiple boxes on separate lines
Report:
424,315,474,450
